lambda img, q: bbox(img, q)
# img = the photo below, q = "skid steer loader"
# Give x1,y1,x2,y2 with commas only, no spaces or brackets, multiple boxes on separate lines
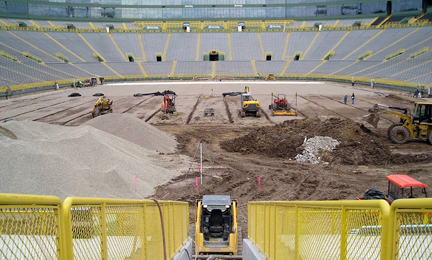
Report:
363,102,432,144
195,195,239,255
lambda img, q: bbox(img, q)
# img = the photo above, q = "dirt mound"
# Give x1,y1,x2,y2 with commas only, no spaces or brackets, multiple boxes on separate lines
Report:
221,118,394,165
84,113,177,154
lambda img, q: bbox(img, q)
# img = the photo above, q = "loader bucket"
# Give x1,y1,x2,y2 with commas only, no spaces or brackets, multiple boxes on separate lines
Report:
363,113,380,128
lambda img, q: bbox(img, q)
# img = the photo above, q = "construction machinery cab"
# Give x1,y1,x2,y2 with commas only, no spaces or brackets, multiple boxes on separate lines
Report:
386,175,428,201
412,102,432,123
161,91,176,114
195,195,239,255
265,74,275,81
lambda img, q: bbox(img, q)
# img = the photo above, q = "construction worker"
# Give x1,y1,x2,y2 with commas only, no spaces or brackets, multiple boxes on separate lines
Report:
351,93,355,105
344,95,348,105
351,77,355,86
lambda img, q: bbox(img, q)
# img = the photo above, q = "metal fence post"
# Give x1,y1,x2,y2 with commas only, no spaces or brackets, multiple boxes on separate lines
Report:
100,203,108,260
340,206,347,260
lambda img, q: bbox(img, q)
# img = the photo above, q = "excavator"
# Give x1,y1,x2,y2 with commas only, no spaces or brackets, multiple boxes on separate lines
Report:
269,92,297,116
92,96,112,118
222,86,261,117
363,101,432,144
133,90,177,119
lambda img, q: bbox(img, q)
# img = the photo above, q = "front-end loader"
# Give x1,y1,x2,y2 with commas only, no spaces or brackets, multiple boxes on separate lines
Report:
195,195,239,255
363,101,432,144
92,96,113,118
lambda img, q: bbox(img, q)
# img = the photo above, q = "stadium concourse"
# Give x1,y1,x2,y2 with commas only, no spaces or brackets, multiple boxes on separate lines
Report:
1,80,432,236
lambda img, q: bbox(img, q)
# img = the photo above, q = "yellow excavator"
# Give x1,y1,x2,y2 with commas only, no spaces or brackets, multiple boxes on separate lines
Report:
222,86,261,117
363,101,432,144
194,195,239,255
92,96,113,118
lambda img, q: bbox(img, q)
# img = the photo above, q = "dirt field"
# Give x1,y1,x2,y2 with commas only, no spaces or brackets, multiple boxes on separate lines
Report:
1,80,431,236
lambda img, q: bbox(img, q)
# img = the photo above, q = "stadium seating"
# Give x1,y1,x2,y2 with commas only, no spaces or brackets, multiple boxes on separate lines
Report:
1,20,432,88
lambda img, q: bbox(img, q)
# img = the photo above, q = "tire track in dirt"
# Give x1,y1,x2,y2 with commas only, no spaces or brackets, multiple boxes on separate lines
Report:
259,108,274,124
34,100,95,122
0,100,75,121
121,96,153,114
186,96,201,125
223,97,234,123
322,95,394,124
299,95,350,120
143,109,161,122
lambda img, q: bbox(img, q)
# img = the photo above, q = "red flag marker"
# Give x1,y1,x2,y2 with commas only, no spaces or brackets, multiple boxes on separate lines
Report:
258,177,261,192
196,177,199,193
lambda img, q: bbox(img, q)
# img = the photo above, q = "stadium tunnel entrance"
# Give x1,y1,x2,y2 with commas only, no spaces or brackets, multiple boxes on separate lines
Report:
203,50,225,61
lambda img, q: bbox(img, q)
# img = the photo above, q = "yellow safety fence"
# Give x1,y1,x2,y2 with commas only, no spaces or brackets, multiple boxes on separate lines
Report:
248,199,432,260
0,193,189,260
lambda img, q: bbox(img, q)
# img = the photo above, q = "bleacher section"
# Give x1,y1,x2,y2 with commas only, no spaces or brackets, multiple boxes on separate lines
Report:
230,32,262,61
165,33,197,61
47,32,94,62
302,31,346,60
1,23,432,88
175,61,212,75
260,32,286,60
199,33,229,61
111,33,143,60
285,31,317,58
141,33,168,61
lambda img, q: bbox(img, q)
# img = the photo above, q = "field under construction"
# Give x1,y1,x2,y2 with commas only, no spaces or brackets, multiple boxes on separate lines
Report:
1,80,431,234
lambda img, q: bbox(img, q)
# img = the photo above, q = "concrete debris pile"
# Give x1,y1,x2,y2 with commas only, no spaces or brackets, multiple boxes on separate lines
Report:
0,120,185,200
295,136,340,164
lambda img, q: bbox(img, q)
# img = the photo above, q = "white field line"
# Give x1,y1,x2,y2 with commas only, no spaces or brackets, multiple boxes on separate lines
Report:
107,81,325,86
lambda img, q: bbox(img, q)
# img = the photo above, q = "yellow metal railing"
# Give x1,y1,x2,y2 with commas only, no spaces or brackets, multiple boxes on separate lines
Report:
0,193,189,260
0,193,63,259
388,198,432,260
248,200,390,260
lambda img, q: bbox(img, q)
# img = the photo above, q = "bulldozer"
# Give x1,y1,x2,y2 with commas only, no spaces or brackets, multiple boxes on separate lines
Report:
195,195,239,255
92,96,112,118
363,101,432,144
269,92,297,116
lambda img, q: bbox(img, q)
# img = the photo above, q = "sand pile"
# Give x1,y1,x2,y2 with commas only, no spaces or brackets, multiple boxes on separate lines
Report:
83,113,177,154
0,120,182,200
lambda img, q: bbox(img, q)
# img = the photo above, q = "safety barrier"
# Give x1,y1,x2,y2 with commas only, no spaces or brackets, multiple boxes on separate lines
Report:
388,199,432,260
0,193,189,260
248,199,432,260
248,200,390,260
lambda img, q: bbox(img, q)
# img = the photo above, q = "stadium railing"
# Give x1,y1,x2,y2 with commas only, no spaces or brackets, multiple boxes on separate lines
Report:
0,193,189,260
248,199,432,260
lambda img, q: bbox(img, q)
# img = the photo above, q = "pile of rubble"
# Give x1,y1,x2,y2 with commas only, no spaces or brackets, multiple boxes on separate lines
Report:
295,136,340,164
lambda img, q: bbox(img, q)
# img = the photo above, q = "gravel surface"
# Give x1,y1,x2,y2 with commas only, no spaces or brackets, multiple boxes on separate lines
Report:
83,113,177,154
0,120,182,200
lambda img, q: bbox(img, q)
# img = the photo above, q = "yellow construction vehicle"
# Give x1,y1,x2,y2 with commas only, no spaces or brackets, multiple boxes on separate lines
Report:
265,74,275,80
195,195,239,255
269,92,297,116
363,101,432,144
92,96,113,118
240,86,261,117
